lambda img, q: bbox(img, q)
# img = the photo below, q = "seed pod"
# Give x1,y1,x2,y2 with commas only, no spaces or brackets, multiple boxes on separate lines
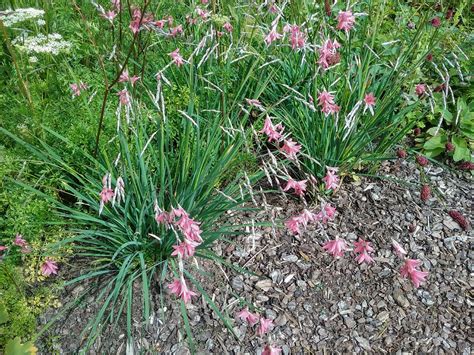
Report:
416,155,429,166
397,148,407,159
445,142,455,152
448,210,470,231
413,127,421,136
458,161,474,170
420,185,431,202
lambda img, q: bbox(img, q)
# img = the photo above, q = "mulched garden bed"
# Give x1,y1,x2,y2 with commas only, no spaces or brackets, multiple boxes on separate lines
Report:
39,158,472,354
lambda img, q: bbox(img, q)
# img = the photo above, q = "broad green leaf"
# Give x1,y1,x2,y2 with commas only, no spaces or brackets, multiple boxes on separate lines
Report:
5,338,38,355
0,304,9,324
423,134,447,151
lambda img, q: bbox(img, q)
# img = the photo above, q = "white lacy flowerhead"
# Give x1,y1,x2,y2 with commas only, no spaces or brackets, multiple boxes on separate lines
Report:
13,33,72,55
0,8,45,27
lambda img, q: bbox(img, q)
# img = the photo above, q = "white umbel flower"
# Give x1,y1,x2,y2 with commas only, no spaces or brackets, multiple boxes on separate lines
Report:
0,8,45,27
13,33,72,55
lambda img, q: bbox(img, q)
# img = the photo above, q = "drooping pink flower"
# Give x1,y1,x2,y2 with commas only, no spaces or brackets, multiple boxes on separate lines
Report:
353,238,374,264
263,345,282,355
117,89,130,105
155,211,172,227
280,139,301,160
172,207,203,242
155,19,166,28
70,83,81,97
317,91,340,115
391,239,407,258
171,239,199,259
260,116,284,142
169,48,185,67
246,98,263,108
223,22,233,33
168,277,197,303
322,167,339,190
323,238,347,258
119,70,130,83
319,203,336,223
415,84,426,97
129,14,141,34
400,259,428,288
285,216,304,235
264,27,283,46
170,25,183,37
364,93,376,115
283,178,307,197
257,318,274,336
99,173,114,215
41,258,59,277
237,308,259,326
318,39,341,70
288,25,306,50
101,10,117,22
0,246,7,252
336,10,355,32
14,234,28,248
196,7,210,20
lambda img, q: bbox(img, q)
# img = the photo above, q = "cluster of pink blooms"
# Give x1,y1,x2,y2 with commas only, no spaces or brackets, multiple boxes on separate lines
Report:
336,10,356,32
70,82,88,98
129,7,154,34
155,205,203,259
415,84,426,97
119,70,140,86
323,236,428,288
323,237,375,264
318,39,341,70
283,178,307,197
260,116,301,161
317,91,340,116
284,24,306,50
363,93,376,115
264,26,283,46
0,234,58,277
285,203,336,235
158,206,203,304
237,308,280,352
117,88,130,105
322,166,340,190
99,173,125,215
169,48,185,67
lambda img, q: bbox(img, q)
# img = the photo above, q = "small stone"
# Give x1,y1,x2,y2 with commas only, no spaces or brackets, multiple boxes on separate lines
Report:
356,336,371,350
231,276,244,291
255,279,272,291
275,314,287,326
282,254,298,262
377,311,389,322
393,288,410,308
344,317,356,329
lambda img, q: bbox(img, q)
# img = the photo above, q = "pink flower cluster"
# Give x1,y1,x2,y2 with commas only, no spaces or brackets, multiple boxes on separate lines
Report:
318,39,341,70
323,237,374,264
323,237,428,288
336,10,356,32
70,82,88,98
322,166,340,190
129,7,154,34
1,234,59,277
237,308,274,335
99,173,125,215
168,276,197,303
119,70,140,86
285,203,336,235
155,206,203,259
259,116,302,161
318,91,340,116
284,25,306,50
283,178,307,197
169,48,185,67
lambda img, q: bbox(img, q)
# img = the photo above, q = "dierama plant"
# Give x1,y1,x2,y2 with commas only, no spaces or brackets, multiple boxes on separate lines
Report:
261,1,440,182
2,104,261,351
